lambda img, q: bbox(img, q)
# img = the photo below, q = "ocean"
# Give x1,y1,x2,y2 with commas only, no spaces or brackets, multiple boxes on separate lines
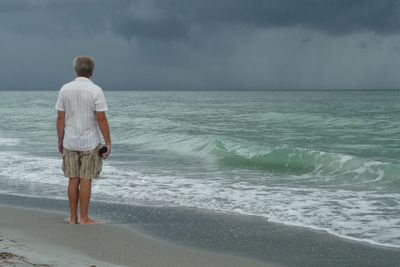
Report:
0,90,399,249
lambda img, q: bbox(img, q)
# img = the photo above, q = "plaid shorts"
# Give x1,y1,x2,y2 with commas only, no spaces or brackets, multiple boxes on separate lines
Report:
62,144,103,179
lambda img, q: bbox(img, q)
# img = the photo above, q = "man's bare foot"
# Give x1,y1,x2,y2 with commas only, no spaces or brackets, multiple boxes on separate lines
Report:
68,217,78,224
80,217,97,225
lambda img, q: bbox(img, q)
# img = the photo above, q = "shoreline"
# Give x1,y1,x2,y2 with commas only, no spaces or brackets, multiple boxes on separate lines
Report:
1,193,400,267
2,192,399,250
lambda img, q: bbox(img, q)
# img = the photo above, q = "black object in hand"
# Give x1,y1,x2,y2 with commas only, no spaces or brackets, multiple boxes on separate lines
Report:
99,146,108,156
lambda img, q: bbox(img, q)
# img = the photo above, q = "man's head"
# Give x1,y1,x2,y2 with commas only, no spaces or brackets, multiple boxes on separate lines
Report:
73,56,95,78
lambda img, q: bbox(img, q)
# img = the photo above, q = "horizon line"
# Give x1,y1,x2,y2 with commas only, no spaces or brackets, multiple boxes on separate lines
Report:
1,88,400,92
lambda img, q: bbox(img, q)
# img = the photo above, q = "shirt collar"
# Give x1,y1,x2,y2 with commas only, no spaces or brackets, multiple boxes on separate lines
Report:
75,77,92,82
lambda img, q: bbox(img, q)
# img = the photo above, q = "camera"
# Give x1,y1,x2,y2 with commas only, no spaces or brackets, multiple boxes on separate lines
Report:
99,146,108,157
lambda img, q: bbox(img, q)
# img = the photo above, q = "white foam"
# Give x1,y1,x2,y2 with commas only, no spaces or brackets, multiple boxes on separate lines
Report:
91,164,400,248
1,150,400,249
0,151,64,185
0,137,19,146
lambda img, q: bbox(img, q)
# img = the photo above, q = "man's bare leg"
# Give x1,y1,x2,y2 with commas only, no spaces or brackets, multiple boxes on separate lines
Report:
67,177,80,224
79,178,96,224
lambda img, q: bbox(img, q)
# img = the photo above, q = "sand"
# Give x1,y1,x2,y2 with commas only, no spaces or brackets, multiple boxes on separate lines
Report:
0,204,275,267
2,194,400,267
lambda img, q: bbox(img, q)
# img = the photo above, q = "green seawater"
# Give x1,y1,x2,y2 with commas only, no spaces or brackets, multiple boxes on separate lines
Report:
0,90,399,247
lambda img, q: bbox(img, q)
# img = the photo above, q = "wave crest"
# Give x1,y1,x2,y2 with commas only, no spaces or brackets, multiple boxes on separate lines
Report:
195,139,399,184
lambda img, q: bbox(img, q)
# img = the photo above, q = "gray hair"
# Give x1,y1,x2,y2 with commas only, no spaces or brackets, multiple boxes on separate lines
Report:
73,56,95,77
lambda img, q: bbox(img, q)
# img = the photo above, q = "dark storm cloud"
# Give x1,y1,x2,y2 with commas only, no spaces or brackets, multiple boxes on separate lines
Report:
107,0,400,39
0,0,400,90
174,0,400,35
1,0,400,40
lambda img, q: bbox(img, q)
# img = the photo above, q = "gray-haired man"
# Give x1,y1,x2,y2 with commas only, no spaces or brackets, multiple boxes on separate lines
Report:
55,56,111,224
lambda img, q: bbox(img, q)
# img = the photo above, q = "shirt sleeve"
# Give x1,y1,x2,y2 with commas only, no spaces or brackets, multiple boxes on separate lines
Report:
94,89,108,111
55,90,65,111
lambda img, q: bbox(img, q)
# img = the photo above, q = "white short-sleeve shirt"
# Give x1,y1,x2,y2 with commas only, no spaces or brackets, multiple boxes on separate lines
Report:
55,77,108,151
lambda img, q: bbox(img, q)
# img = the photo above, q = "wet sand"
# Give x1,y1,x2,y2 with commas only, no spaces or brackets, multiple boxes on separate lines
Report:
1,194,400,267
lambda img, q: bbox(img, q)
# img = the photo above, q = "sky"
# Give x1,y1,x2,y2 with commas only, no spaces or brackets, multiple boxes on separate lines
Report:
1,0,400,90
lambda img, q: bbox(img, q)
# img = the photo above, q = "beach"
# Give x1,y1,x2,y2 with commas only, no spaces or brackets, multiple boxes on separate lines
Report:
1,90,400,266
1,195,400,267
0,204,273,267
1,0,400,263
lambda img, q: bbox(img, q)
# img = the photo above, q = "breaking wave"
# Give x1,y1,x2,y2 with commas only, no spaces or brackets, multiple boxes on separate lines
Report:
192,139,399,186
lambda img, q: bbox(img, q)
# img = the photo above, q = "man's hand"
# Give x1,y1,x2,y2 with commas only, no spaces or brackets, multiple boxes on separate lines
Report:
96,111,112,159
102,144,111,159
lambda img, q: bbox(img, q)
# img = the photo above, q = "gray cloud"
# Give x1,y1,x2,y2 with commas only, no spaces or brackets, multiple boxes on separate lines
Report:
0,0,399,90
112,0,400,40
183,0,400,35
2,0,400,40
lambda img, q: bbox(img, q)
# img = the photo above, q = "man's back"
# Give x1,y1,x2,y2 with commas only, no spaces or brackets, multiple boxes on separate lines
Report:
55,77,108,151
56,55,111,224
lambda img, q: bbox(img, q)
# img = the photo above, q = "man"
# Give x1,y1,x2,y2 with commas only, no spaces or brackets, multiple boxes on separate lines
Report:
55,56,111,224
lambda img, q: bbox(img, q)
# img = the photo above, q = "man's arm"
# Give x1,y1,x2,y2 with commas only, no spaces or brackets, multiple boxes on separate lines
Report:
57,111,65,154
96,111,112,159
